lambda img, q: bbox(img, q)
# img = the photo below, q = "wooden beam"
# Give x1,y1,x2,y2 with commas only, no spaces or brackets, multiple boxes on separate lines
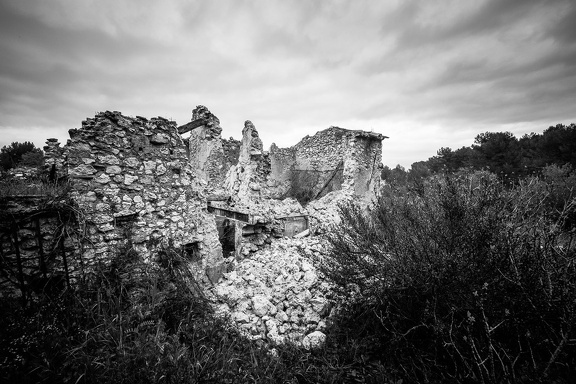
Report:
177,118,208,134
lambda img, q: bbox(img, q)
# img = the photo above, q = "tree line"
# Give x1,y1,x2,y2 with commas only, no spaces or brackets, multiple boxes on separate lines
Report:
0,141,44,172
383,123,576,183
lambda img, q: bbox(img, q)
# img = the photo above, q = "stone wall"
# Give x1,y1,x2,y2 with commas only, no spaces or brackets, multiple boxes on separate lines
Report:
186,106,228,195
63,111,223,283
2,104,389,347
292,128,346,172
180,107,386,203
267,144,296,198
43,138,65,180
293,127,385,198
344,132,384,196
267,127,385,200
42,106,384,287
179,108,386,262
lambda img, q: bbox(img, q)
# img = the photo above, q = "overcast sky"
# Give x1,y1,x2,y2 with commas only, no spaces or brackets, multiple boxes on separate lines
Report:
1,0,575,168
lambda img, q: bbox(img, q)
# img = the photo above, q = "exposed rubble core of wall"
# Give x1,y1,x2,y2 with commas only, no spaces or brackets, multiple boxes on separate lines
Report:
62,111,223,283
183,106,239,196
226,120,268,200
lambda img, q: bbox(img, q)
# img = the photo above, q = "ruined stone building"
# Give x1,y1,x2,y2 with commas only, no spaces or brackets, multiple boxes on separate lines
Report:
2,105,386,296
181,105,386,202
180,105,386,263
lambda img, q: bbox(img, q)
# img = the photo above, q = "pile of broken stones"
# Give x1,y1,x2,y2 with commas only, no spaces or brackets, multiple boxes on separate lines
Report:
208,236,333,350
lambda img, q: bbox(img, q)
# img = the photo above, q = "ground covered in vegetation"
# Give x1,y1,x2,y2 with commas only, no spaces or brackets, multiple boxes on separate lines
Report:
0,243,396,383
2,166,575,383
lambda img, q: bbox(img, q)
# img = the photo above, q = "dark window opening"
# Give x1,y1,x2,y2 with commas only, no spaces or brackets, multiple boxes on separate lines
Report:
182,242,200,261
114,213,138,227
216,218,236,258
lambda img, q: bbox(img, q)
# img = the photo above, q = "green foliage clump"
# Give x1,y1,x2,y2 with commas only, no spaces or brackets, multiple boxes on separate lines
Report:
321,171,576,383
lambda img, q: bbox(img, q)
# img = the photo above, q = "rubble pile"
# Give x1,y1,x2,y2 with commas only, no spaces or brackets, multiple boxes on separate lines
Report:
210,236,334,345
306,190,354,234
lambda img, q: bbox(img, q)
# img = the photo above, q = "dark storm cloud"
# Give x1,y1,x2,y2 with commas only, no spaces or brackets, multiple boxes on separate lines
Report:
0,0,574,168
379,0,548,50
0,0,173,130
359,1,576,133
548,4,576,43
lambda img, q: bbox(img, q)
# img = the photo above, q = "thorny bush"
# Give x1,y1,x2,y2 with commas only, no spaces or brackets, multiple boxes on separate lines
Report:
321,171,576,383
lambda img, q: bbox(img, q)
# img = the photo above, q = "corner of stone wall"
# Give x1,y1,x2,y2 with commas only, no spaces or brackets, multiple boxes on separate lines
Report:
60,110,224,284
186,106,237,196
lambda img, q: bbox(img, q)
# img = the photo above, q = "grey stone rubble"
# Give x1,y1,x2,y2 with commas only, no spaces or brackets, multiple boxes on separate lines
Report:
208,236,333,346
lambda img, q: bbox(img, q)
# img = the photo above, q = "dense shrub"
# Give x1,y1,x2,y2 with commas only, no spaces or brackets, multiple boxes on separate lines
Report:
321,171,576,383
541,164,576,229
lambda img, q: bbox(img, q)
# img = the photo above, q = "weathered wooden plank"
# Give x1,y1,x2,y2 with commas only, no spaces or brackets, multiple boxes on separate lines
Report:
177,118,208,134
207,205,250,223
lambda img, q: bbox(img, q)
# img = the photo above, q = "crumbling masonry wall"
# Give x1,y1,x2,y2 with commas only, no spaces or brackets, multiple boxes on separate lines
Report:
185,106,242,197
176,106,386,261
59,111,224,283
43,138,66,180
186,106,226,192
269,127,385,199
225,120,268,200
180,107,386,203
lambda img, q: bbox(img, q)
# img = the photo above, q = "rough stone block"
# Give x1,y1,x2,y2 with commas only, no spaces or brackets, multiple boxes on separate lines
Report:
302,331,326,350
105,165,122,174
150,133,170,144
206,262,225,284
